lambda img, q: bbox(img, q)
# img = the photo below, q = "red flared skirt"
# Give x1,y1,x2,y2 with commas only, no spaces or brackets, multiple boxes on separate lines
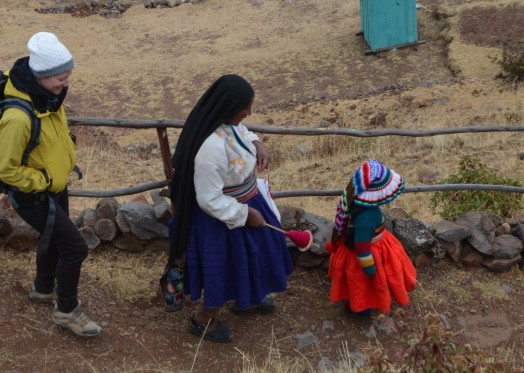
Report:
327,230,416,313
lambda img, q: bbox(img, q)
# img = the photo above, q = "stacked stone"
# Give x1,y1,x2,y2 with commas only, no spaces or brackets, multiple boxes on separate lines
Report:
75,191,172,252
1,194,523,273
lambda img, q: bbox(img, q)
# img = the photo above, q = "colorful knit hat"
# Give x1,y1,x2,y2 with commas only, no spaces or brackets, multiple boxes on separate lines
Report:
352,160,404,206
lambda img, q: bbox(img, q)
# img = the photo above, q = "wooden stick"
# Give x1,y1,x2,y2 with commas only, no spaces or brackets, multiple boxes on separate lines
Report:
264,222,287,235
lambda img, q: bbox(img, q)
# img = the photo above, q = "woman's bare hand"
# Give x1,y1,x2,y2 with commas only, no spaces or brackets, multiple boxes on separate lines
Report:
253,141,270,172
246,207,265,228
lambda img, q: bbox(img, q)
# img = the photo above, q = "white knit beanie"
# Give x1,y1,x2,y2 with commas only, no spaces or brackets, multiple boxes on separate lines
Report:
28,32,74,78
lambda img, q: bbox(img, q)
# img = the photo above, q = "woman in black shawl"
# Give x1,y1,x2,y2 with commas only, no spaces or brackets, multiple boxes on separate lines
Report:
163,74,293,343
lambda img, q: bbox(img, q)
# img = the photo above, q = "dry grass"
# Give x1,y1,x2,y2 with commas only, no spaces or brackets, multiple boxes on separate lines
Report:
0,249,35,282
82,248,166,303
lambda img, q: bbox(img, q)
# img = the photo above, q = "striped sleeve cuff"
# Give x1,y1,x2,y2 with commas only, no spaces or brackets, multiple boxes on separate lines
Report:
355,242,376,275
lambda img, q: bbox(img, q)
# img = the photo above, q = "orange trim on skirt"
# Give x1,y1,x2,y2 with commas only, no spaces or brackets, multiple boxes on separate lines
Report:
327,230,416,313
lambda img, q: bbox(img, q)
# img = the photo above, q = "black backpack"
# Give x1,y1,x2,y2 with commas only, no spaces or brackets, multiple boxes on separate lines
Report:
0,71,42,193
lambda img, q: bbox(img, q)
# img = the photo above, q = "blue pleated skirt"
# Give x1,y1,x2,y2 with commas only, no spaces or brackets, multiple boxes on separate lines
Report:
184,192,293,309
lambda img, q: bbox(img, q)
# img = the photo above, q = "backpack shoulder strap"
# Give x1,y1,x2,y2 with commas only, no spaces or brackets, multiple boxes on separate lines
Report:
0,97,41,166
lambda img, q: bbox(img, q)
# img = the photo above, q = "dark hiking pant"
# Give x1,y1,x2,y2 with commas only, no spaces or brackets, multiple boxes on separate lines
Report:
12,188,88,313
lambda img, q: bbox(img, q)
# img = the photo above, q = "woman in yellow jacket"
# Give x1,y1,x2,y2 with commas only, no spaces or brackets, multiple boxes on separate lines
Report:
0,32,101,337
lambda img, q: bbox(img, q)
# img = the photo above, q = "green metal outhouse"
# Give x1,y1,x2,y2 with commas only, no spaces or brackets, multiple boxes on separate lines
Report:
359,0,418,54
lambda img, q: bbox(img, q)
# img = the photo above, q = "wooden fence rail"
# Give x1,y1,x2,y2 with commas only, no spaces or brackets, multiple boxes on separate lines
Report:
67,116,524,198
69,117,524,137
67,183,524,198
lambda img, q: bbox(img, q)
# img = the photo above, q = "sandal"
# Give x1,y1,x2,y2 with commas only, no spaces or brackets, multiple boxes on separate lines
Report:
231,296,275,315
189,316,232,343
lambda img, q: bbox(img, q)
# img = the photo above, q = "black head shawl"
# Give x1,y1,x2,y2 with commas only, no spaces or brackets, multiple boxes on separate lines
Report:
168,74,255,264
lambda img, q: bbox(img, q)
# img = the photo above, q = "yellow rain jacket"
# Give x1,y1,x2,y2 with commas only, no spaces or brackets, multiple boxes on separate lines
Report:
0,71,76,193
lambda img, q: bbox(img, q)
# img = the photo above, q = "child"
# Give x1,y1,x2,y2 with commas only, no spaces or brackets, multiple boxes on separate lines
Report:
326,160,416,318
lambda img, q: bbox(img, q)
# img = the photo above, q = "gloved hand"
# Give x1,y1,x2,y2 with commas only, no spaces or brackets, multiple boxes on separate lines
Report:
362,264,376,278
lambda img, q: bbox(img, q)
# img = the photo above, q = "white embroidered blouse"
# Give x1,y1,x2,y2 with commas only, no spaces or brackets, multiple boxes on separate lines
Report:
194,123,260,229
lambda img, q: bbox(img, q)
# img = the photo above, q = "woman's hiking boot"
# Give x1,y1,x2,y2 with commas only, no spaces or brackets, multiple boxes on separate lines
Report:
52,301,102,337
28,283,57,306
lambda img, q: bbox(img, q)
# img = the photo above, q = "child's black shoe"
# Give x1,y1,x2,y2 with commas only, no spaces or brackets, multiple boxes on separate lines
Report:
344,301,378,319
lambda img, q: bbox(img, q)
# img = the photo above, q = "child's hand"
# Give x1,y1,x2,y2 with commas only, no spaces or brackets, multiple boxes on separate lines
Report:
363,264,376,278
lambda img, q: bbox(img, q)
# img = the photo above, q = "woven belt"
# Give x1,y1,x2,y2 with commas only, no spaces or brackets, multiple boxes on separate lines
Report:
223,173,258,203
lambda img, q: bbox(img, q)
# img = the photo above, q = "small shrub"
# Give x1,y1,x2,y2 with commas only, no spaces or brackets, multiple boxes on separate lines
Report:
430,155,523,219
491,43,524,84
368,112,387,127
504,112,523,125
402,313,519,372
312,136,372,156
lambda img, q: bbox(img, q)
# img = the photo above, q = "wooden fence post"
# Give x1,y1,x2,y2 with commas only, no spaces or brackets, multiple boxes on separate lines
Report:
156,127,173,182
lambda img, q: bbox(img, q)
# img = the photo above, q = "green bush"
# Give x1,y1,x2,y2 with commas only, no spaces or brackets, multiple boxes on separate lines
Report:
491,43,524,84
430,156,523,219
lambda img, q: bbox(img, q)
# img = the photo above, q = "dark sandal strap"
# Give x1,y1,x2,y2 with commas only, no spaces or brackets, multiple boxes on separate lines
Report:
189,317,231,343
190,316,215,332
